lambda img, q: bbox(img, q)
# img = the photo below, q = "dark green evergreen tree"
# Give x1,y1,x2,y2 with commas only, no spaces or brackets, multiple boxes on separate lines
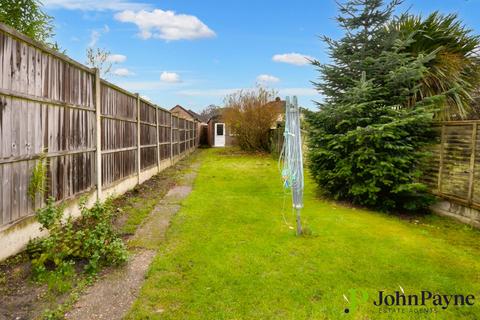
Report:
308,0,441,211
315,0,400,104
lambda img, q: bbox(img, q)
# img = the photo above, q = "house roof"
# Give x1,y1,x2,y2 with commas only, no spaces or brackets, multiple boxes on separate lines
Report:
188,109,205,122
170,104,203,122
265,97,286,111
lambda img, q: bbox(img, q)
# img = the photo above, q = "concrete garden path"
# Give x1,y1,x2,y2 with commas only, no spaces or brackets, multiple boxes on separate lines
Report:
65,160,201,320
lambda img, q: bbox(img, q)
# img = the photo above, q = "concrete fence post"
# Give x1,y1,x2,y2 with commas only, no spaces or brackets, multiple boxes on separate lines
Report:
170,114,174,164
177,119,180,156
156,106,161,172
136,93,141,184
94,68,102,200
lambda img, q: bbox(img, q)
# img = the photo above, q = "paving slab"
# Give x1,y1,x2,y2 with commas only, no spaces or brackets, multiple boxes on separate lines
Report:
65,158,199,320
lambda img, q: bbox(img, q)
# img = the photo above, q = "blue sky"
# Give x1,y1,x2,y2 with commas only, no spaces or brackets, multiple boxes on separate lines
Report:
43,0,480,112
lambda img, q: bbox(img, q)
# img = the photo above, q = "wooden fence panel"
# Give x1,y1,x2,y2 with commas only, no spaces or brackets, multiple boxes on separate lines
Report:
157,109,171,161
140,100,158,170
101,150,136,186
473,126,480,204
100,83,136,119
424,121,480,209
140,100,156,123
0,33,94,109
0,24,96,225
439,124,472,199
140,146,157,170
189,121,195,148
47,152,95,201
172,116,179,156
100,83,138,187
140,122,157,145
0,22,197,229
179,118,185,154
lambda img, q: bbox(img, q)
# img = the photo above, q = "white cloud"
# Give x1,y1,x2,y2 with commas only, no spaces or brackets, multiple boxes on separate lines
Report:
88,30,101,47
140,95,152,101
88,25,109,47
160,71,181,83
114,9,216,41
43,0,149,11
272,53,314,66
112,68,133,76
256,74,280,84
107,54,127,63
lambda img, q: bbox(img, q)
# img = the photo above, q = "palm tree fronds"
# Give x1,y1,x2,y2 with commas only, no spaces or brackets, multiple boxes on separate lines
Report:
388,12,480,119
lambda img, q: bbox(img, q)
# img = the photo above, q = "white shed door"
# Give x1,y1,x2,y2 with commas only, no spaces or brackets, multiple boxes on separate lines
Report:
214,123,226,147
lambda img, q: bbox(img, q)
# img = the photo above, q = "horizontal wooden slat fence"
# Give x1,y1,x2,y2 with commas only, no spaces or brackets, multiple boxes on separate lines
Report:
0,22,198,229
424,121,480,210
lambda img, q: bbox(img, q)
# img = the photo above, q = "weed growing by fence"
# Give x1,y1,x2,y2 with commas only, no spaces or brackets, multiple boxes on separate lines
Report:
27,198,128,279
27,153,47,205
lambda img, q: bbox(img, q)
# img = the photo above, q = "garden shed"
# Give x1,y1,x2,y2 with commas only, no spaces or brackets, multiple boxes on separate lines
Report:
207,113,237,147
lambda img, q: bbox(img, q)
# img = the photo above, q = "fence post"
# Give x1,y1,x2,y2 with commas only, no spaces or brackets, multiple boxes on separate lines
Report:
156,106,160,172
94,68,102,200
136,93,141,184
170,115,174,164
468,123,477,204
437,124,446,193
178,119,181,156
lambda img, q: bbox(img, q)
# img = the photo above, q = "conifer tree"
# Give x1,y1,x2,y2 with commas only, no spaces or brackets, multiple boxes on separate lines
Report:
308,0,441,211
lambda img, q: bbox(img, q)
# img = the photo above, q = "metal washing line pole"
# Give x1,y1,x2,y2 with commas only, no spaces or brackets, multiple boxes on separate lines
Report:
280,96,304,235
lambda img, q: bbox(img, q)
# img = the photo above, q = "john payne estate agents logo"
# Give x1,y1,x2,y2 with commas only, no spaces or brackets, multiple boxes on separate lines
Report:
343,289,369,314
343,286,475,316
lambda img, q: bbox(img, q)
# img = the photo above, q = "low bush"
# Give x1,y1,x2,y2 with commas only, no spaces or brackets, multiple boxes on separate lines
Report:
223,87,282,152
27,197,128,278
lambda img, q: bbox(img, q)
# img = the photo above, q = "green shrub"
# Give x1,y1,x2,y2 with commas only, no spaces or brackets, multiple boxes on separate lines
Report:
307,97,438,211
308,0,443,212
28,198,128,278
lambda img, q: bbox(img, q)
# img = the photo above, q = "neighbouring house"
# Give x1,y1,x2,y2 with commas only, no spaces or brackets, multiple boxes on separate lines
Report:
170,105,207,146
207,98,285,147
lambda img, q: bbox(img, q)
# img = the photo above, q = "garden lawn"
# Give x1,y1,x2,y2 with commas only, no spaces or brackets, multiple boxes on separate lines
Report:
126,148,480,320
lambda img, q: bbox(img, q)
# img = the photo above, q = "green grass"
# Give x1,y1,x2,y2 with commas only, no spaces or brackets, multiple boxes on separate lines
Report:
120,198,158,235
126,149,480,319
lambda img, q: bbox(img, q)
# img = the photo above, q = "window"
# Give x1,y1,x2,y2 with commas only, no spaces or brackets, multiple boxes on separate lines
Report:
216,123,224,135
